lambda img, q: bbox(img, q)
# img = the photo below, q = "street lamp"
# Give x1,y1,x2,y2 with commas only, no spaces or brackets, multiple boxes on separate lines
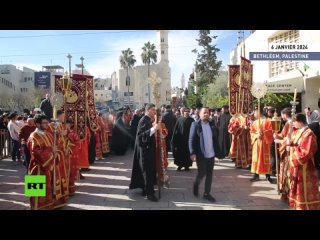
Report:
80,56,84,75
67,54,72,76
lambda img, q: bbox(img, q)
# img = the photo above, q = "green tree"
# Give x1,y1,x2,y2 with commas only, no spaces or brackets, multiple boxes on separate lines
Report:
119,48,136,105
141,42,158,103
202,70,229,108
32,88,47,108
192,30,222,94
0,92,34,113
185,91,203,108
260,92,294,110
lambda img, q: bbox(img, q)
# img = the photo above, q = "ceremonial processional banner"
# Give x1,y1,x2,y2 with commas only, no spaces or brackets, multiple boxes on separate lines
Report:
54,74,99,139
239,57,253,115
228,57,253,116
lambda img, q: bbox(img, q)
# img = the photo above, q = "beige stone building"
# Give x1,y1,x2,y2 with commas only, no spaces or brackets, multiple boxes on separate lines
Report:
113,30,171,108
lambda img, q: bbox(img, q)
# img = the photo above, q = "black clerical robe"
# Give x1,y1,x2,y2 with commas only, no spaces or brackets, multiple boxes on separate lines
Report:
171,116,194,168
217,112,231,159
111,117,130,155
129,115,156,195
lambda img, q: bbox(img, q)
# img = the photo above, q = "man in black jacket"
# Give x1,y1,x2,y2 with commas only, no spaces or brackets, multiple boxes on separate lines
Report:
189,107,220,202
162,104,176,153
39,94,53,120
129,103,160,202
130,109,142,148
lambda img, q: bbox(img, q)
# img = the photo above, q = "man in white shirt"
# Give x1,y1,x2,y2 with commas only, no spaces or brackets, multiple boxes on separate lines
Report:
7,113,22,162
189,107,220,202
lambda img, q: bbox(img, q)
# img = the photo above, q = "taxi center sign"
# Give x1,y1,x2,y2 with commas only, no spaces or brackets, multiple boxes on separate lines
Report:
266,77,303,93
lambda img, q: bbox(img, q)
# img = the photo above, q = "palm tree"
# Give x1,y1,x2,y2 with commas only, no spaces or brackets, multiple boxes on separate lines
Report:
141,42,158,103
119,48,136,106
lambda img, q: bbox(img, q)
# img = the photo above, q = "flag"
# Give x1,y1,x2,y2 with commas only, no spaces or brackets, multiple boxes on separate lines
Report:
304,63,310,72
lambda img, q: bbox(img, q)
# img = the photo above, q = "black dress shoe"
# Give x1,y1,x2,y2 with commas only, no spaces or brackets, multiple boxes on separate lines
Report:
267,177,276,184
81,168,91,171
147,194,158,202
250,175,259,182
193,184,199,197
141,190,146,197
79,173,85,180
203,194,216,202
177,167,182,171
185,167,190,171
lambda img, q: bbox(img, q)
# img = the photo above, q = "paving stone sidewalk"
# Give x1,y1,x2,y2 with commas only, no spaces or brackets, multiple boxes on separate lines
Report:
0,150,289,210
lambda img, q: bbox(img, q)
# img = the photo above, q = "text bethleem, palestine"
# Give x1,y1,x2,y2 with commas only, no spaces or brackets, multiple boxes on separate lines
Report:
253,53,309,59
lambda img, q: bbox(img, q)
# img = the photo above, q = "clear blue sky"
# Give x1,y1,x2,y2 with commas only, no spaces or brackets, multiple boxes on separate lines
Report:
0,30,250,87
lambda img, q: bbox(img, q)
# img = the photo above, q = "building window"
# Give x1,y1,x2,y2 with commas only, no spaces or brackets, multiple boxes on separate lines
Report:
161,50,164,55
101,94,103,96
161,38,164,43
124,92,133,96
269,30,300,77
24,77,27,82
26,88,28,92
21,88,23,92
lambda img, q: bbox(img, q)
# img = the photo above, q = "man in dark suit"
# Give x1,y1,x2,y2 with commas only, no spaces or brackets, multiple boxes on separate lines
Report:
39,94,53,120
189,107,220,202
162,104,176,153
129,103,160,202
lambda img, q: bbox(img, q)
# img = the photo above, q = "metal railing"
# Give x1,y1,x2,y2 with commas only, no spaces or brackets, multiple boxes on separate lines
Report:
0,129,12,159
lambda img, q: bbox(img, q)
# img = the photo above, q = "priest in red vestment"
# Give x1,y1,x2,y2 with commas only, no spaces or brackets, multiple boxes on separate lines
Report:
98,113,110,155
228,114,252,169
65,122,80,195
250,106,274,183
280,113,320,210
95,123,103,160
47,110,69,208
274,107,292,201
78,126,90,178
28,114,65,210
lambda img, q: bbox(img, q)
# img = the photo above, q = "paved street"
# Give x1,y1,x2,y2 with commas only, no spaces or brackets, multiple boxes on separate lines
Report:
0,150,289,210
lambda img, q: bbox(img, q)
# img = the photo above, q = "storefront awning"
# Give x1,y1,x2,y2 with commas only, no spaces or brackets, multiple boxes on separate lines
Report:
266,76,303,93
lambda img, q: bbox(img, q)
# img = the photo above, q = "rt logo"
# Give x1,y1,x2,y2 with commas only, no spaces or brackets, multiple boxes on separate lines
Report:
25,176,46,197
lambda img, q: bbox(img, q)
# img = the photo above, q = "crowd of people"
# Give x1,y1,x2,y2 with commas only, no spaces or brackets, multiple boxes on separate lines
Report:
128,102,320,209
1,93,320,210
0,94,115,209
